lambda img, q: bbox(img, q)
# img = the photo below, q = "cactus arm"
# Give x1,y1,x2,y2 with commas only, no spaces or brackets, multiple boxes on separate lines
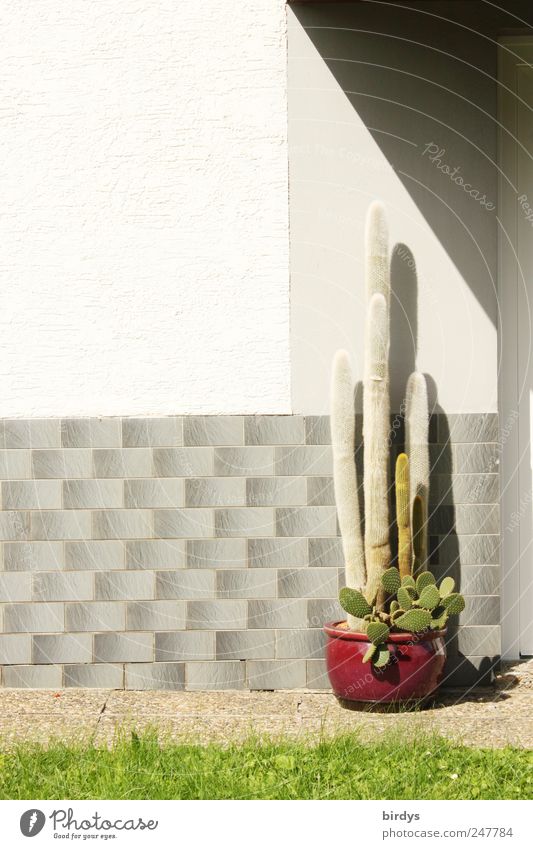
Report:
330,351,366,626
395,453,412,578
363,292,391,603
365,200,390,305
405,372,429,572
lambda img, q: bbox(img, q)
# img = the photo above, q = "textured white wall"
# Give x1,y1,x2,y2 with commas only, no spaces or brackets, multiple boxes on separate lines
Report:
0,0,290,416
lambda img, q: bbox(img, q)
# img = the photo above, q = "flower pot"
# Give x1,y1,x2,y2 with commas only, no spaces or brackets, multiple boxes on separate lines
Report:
323,622,447,704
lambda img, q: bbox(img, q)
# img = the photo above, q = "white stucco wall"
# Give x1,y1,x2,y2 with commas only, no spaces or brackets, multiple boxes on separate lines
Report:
0,0,290,416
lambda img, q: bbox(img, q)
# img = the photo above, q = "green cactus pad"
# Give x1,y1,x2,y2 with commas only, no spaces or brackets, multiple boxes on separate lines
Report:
391,608,406,623
373,645,391,668
394,608,432,632
439,576,455,598
418,584,441,611
442,592,465,615
362,644,377,663
390,600,400,613
381,567,401,594
397,586,414,610
416,571,436,594
367,621,390,645
430,608,449,629
339,587,372,619
401,575,416,589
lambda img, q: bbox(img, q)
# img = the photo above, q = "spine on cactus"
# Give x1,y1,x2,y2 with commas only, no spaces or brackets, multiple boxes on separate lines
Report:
330,351,366,624
405,372,429,573
363,290,391,603
395,453,412,578
365,201,390,305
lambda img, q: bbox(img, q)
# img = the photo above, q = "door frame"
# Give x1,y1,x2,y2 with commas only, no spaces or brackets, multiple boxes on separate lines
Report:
498,36,533,659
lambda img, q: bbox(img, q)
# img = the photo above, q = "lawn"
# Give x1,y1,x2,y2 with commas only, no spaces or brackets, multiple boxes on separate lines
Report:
0,732,532,800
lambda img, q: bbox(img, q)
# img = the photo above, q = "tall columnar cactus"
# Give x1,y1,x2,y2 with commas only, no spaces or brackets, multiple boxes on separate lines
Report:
332,201,430,619
406,372,429,573
395,453,412,579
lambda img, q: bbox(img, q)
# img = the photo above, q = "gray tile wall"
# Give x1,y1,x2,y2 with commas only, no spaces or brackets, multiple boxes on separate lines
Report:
0,414,500,689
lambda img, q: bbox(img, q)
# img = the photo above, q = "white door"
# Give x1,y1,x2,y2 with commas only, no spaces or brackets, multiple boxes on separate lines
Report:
500,38,533,657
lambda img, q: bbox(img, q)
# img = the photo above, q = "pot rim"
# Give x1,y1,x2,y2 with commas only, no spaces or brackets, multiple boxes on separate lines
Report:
324,620,447,642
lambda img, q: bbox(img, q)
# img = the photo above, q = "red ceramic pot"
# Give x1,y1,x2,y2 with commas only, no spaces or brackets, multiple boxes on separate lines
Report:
324,622,447,704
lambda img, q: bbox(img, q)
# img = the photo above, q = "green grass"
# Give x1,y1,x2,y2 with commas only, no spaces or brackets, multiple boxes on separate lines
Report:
1,732,531,800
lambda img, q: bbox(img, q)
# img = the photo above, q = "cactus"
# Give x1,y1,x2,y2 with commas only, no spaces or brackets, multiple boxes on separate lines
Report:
367,621,390,645
363,644,377,663
394,608,432,632
401,575,416,589
373,646,391,668
406,373,429,571
339,587,372,619
439,576,455,598
331,351,366,627
381,566,401,594
397,586,414,610
430,608,449,629
442,593,466,615
418,584,441,611
416,571,436,594
412,495,425,576
395,453,412,578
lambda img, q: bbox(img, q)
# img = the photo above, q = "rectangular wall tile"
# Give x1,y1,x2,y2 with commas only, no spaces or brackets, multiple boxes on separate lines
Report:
443,413,499,444
3,541,64,572
306,477,335,507
187,539,246,569
307,598,344,628
275,446,332,476
2,665,63,688
186,661,246,690
276,629,326,659
215,630,275,660
187,600,247,630
216,569,276,599
122,417,183,448
244,416,304,446
0,572,32,602
431,534,500,567
0,634,32,664
247,660,306,690
433,474,499,506
125,662,185,690
31,510,91,540
61,418,121,448
304,416,331,445
0,512,30,541
2,481,62,510
95,571,154,600
308,537,343,568
456,626,501,656
306,659,330,689
4,603,64,633
33,572,94,601
32,450,92,479
276,507,337,538
248,599,307,629
93,449,152,478
154,509,213,539
0,450,31,480
184,416,244,446
124,478,183,508
65,602,125,632
246,477,306,507
127,601,186,631
185,478,246,507
153,447,213,477
215,508,274,538
92,510,153,540
94,632,153,663
2,419,60,449
155,630,214,661
248,537,308,568
156,570,215,599
459,564,501,596
64,664,124,688
63,479,123,509
33,634,92,664
126,540,186,570
451,443,500,475
214,447,274,477
278,568,338,599
66,541,124,571
459,595,500,626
